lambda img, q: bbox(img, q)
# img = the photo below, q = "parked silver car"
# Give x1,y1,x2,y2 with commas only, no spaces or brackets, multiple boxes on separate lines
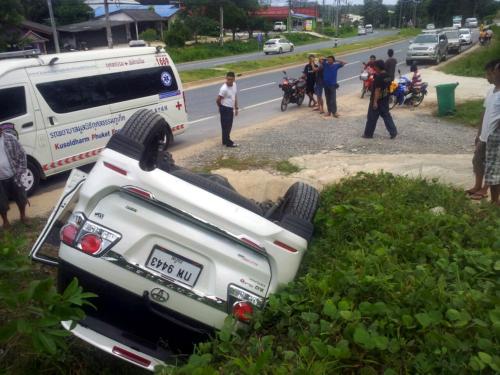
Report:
406,32,448,65
443,28,462,53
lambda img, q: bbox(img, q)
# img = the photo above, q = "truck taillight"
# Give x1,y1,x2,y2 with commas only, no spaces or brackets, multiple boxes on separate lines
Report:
60,212,121,256
232,301,253,322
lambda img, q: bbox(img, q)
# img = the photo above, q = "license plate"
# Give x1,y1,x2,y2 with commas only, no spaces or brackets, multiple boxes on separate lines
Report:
146,246,202,287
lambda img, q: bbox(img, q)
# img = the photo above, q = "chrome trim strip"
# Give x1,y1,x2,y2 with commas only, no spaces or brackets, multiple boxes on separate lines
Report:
104,250,227,312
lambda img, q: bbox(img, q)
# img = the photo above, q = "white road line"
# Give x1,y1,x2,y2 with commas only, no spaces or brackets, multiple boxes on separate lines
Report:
240,82,276,92
188,115,216,125
345,60,361,66
242,97,282,110
395,49,402,53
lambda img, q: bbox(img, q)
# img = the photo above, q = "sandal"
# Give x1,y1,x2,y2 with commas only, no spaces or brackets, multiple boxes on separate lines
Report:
470,192,488,200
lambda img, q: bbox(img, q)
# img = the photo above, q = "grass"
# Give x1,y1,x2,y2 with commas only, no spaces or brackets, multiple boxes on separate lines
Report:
180,31,420,84
442,99,484,127
158,172,500,374
439,26,500,77
167,33,325,64
195,156,301,175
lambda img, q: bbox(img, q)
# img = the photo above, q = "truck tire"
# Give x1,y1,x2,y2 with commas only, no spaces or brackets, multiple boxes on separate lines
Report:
108,109,171,171
169,169,263,216
269,182,320,241
21,160,40,196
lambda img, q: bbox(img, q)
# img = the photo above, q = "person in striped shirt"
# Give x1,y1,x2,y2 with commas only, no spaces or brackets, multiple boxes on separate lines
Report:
410,64,423,92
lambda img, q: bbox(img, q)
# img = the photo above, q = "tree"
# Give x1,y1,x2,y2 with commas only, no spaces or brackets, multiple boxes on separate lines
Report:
362,0,388,27
184,15,219,42
20,0,49,24
0,0,24,51
54,0,92,25
140,28,158,46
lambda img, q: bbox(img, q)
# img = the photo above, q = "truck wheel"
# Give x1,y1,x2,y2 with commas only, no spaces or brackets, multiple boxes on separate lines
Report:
169,169,263,216
279,47,283,54
21,160,40,196
270,182,320,241
110,109,171,171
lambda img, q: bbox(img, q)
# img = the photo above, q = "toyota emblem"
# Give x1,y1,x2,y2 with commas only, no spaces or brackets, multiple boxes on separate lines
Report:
150,288,169,303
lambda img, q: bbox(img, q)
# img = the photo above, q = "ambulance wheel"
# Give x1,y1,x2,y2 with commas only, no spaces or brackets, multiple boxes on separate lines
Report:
21,160,40,196
119,109,172,171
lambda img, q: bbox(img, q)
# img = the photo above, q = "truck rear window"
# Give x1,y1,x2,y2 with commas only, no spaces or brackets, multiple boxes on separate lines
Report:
0,86,26,122
36,66,179,114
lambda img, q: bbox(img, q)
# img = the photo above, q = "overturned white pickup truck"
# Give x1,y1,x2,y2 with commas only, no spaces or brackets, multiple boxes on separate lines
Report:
30,109,320,371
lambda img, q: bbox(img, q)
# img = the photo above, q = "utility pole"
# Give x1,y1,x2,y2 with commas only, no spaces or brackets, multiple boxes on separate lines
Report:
398,0,404,28
46,0,60,53
288,0,292,33
104,0,113,48
219,5,224,47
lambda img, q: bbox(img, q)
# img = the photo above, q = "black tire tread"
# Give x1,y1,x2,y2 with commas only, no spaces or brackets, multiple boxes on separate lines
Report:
120,109,166,145
282,182,320,222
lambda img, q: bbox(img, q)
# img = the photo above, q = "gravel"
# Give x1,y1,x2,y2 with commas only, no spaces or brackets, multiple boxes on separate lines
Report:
183,95,477,169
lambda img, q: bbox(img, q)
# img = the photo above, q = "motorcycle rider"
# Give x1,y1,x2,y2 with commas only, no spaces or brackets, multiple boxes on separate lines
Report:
410,64,423,93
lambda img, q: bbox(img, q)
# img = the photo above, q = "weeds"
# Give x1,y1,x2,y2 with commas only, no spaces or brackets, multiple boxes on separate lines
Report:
442,99,484,127
275,160,301,174
159,172,500,374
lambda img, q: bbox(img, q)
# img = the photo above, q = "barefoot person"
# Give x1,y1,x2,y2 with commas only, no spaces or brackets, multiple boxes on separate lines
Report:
303,54,317,108
0,125,28,229
466,59,500,199
483,60,500,204
321,55,346,118
216,72,239,148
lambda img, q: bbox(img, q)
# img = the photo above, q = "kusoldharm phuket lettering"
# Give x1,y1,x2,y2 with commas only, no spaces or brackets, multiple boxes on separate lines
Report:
49,114,126,139
54,136,90,150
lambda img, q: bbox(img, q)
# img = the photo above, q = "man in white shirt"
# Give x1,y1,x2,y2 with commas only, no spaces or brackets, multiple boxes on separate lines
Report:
216,71,239,148
483,59,500,204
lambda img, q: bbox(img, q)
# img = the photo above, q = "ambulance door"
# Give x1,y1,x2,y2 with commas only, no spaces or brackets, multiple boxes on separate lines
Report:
28,64,111,173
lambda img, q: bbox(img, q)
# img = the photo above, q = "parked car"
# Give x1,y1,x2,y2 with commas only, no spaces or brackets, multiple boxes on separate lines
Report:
263,38,294,54
30,109,320,371
443,28,462,53
273,21,287,32
426,23,436,30
365,24,373,33
459,28,472,44
358,26,367,35
406,32,448,65
465,17,478,28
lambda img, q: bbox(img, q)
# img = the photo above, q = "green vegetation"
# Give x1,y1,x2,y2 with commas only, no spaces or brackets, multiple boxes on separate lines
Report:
167,33,324,64
158,173,500,374
196,156,300,175
139,28,158,46
440,26,500,77
181,33,418,83
275,160,301,175
0,220,97,373
442,99,484,127
323,26,358,38
397,27,424,38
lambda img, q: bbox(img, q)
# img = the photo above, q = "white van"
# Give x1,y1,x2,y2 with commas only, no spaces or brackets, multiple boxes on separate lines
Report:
0,47,187,194
365,24,374,33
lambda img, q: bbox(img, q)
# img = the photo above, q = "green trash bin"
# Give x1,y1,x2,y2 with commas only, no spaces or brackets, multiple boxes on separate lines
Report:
435,83,459,116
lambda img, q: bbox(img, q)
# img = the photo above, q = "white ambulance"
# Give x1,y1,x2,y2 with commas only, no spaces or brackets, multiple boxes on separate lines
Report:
0,47,187,195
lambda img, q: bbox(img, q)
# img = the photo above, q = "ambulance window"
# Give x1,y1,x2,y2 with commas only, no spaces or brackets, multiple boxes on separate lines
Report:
104,66,179,103
0,87,27,122
37,78,107,114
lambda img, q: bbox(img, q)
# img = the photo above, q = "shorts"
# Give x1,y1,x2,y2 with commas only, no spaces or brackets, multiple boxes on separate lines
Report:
485,127,500,186
314,83,324,97
472,141,486,175
306,81,315,95
0,177,27,214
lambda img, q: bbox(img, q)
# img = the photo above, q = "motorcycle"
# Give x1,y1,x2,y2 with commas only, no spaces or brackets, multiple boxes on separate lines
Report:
389,70,428,109
279,71,306,112
360,64,375,99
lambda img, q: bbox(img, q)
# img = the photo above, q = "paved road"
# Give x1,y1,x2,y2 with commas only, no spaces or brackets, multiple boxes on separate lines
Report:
33,32,478,198
177,30,397,71
172,39,415,151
